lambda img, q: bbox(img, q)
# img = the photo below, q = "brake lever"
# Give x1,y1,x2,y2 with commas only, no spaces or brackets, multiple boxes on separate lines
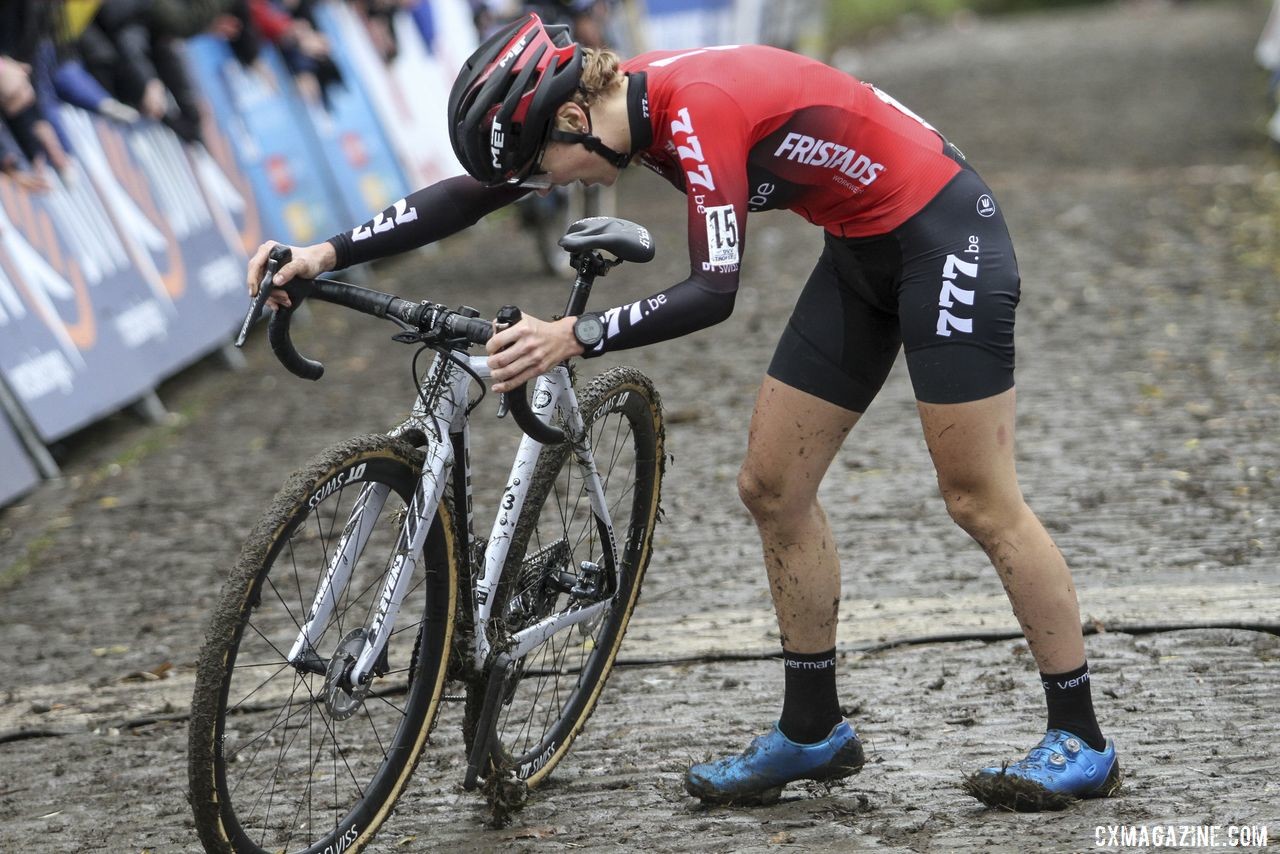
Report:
493,305,522,420
236,245,292,347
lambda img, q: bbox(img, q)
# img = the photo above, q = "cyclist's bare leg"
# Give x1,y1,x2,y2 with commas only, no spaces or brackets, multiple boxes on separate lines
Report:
916,387,1086,673
686,379,863,800
738,377,860,654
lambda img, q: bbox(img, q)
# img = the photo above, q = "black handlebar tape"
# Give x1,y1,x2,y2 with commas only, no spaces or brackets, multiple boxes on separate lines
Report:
495,305,566,445
268,278,324,380
309,279,397,317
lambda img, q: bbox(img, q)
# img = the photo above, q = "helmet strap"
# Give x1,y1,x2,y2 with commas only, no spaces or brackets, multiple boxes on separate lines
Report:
547,105,631,168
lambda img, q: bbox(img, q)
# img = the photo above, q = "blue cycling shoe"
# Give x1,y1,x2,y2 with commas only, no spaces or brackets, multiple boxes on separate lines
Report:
963,729,1122,811
684,721,865,806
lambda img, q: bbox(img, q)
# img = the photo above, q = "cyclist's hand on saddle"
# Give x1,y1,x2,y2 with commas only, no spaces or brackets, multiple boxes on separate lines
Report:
246,240,337,309
486,315,582,394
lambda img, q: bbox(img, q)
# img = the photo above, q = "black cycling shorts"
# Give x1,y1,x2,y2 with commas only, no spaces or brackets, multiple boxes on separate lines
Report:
768,158,1021,412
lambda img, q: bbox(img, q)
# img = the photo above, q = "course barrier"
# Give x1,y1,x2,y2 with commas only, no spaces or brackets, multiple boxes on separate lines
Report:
0,405,39,508
0,0,807,508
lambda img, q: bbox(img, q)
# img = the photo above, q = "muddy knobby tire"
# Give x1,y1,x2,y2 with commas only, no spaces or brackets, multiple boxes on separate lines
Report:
470,366,664,787
188,434,458,854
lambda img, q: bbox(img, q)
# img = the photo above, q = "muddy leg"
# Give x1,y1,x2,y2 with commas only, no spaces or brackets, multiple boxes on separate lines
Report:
916,387,1085,673
738,378,860,653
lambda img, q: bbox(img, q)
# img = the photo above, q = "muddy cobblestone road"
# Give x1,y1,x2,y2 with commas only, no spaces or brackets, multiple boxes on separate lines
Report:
2,1,1278,851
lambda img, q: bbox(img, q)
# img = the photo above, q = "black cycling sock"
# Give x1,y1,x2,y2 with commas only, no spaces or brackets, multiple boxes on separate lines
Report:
1041,662,1106,751
778,648,842,744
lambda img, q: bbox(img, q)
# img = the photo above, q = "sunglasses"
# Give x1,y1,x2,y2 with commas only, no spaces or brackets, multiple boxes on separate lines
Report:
503,133,555,190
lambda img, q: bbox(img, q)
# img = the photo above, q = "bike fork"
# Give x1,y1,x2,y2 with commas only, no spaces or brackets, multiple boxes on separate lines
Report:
350,441,452,685
287,482,392,670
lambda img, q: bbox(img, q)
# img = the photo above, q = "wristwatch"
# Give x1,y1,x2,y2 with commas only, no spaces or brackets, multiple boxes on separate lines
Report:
572,313,605,350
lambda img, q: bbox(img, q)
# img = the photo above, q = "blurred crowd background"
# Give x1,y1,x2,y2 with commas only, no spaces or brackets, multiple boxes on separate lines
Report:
0,0,1274,510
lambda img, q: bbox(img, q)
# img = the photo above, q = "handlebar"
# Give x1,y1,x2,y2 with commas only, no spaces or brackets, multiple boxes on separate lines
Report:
266,278,495,380
242,245,564,444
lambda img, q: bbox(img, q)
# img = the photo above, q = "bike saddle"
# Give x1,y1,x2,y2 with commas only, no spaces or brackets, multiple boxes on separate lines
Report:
558,217,655,264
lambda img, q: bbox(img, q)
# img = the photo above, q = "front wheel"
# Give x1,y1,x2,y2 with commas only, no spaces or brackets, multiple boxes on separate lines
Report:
470,366,664,787
189,435,457,854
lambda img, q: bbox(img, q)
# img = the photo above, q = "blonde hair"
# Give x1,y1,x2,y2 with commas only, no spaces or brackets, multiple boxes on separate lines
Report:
576,48,623,107
553,48,623,132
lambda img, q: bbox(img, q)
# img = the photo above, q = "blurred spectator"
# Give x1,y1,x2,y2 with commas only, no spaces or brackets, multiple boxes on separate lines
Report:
472,1,611,49
248,0,345,107
350,0,416,63
0,55,37,115
1259,0,1280,145
1,0,73,189
76,0,262,144
0,54,50,190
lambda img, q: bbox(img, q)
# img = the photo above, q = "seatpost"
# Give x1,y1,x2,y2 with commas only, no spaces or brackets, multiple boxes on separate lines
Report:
564,250,612,317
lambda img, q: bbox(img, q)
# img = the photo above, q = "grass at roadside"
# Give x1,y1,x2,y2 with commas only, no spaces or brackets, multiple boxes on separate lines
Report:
0,521,67,592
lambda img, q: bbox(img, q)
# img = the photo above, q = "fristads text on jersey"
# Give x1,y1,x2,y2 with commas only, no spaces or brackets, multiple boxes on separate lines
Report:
773,133,885,187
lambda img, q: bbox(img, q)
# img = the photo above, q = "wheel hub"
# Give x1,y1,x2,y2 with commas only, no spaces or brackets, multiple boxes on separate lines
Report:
324,629,373,720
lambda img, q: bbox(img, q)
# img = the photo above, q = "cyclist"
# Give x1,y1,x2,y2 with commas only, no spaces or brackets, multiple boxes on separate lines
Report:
247,13,1119,811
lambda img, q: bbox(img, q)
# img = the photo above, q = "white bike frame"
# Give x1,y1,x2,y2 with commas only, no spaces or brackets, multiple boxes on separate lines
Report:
286,350,621,687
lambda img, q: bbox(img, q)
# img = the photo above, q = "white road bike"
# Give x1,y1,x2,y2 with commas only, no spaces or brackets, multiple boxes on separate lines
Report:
189,218,664,854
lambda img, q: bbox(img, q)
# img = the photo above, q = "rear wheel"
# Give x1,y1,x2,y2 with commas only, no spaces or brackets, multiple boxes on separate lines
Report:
189,435,457,854
469,367,664,786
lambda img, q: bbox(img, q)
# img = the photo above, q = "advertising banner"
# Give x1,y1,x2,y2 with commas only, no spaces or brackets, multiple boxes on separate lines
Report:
645,0,735,50
0,410,39,507
190,105,264,260
185,36,342,248
61,108,247,370
275,13,409,228
320,1,467,189
0,166,172,441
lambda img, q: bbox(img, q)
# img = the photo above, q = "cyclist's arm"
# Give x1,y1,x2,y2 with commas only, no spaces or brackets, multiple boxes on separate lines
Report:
582,274,736,355
583,82,749,356
327,175,526,269
249,175,526,300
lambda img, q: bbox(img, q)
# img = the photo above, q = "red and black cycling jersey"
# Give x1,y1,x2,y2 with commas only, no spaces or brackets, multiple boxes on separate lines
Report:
326,44,962,357
583,44,961,354
628,45,959,272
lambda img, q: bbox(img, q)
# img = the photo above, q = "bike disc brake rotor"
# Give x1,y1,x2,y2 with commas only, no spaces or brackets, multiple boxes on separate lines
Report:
324,628,373,721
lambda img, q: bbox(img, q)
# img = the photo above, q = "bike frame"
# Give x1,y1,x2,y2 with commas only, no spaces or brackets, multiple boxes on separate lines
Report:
286,350,621,686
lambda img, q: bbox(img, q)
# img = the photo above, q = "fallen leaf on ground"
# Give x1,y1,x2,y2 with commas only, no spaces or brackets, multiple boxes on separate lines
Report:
121,662,172,683
92,645,129,657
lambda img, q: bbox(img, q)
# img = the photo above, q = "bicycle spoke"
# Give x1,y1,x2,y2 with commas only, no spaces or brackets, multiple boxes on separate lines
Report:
363,702,390,758
242,617,298,670
192,438,458,854
479,372,660,786
234,671,307,808
258,682,316,843
226,659,295,714
263,573,307,638
368,689,409,719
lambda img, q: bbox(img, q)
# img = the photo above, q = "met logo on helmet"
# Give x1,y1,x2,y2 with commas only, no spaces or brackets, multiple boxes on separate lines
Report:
497,33,530,69
490,120,506,167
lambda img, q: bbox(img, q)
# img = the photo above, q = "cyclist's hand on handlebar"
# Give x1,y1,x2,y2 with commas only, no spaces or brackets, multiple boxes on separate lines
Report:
246,240,337,309
486,315,583,394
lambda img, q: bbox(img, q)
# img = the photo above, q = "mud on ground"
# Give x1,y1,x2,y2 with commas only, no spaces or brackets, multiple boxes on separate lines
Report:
2,1,1278,851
